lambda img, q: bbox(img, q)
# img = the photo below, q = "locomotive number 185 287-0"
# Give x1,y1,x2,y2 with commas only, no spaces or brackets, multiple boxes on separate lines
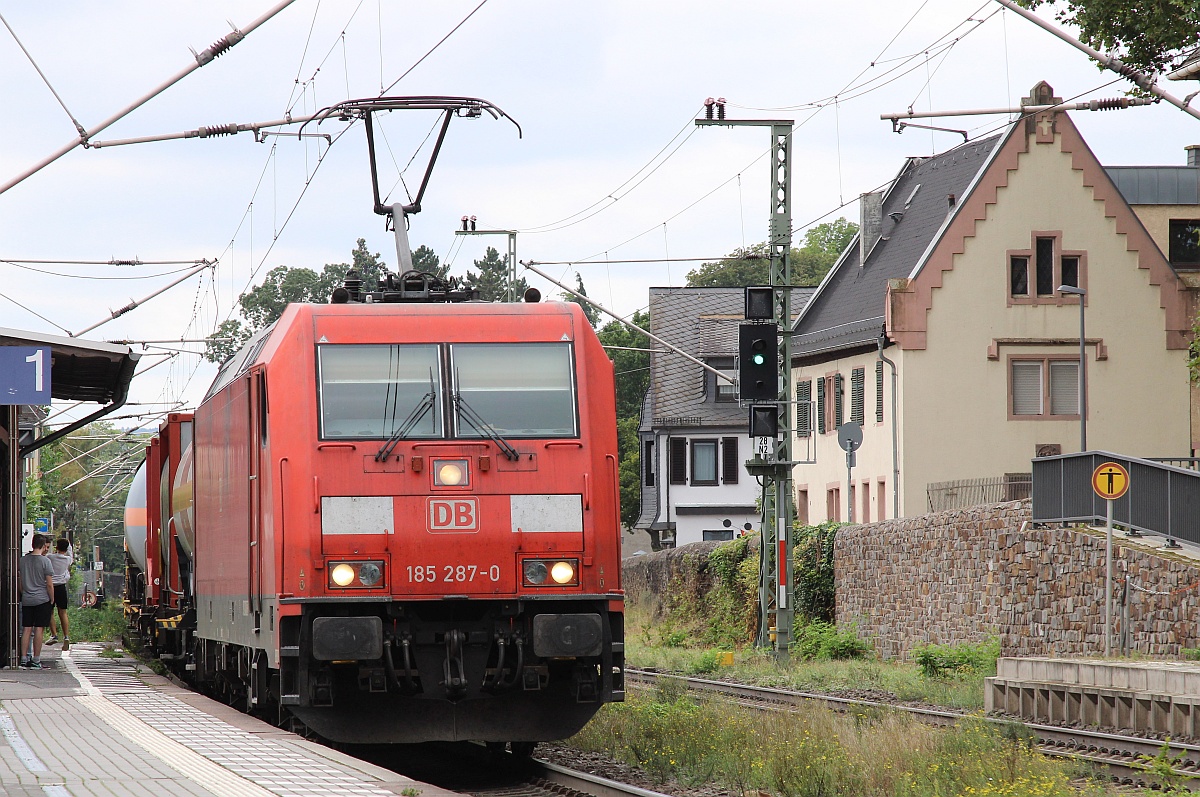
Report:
406,564,502,583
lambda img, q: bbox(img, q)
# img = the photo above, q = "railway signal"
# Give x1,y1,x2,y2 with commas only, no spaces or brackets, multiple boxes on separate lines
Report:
738,323,778,401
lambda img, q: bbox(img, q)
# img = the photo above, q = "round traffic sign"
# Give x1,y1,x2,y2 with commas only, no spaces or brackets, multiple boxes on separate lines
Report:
1092,461,1130,500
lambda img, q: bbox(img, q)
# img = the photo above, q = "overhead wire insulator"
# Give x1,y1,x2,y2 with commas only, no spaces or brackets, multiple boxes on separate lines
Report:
704,97,715,120
197,124,240,138
194,28,245,66
717,97,727,121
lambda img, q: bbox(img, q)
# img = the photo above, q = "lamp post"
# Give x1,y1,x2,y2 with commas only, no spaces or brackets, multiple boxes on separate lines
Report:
1058,285,1087,451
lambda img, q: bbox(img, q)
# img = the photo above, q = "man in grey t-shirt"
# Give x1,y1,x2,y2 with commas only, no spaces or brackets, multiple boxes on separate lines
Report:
18,534,54,668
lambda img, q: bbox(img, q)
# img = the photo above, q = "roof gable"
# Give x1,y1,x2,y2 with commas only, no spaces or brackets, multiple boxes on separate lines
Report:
887,82,1189,351
792,133,1003,359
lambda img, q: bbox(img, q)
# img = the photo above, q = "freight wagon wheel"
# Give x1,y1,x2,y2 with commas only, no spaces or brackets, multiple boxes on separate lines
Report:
509,742,536,759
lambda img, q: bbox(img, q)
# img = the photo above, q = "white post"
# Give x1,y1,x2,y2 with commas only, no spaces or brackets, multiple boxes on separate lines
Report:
1105,497,1113,657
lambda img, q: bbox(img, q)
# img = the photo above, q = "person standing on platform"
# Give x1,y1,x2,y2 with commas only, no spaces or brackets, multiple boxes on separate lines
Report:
46,538,73,650
18,534,54,669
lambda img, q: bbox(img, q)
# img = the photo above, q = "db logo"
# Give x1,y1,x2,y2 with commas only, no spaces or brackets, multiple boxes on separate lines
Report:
428,498,478,532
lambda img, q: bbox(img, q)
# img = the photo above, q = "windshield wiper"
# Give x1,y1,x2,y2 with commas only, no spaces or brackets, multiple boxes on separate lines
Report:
454,393,520,461
375,393,434,461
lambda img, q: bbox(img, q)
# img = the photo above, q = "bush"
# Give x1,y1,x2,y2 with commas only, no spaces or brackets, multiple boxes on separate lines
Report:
792,522,839,623
911,638,1001,678
67,603,125,644
792,621,871,661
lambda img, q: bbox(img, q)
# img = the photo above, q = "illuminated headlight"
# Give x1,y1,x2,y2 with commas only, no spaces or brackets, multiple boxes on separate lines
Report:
550,561,575,584
434,459,469,486
327,560,386,589
522,558,579,587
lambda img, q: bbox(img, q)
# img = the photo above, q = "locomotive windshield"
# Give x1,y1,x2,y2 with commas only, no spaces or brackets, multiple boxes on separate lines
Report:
317,341,577,440
452,343,577,437
318,344,442,439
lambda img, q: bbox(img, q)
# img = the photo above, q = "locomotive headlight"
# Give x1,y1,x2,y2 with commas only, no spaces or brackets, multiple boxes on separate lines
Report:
523,560,548,585
358,562,382,587
434,459,469,486
327,560,386,589
331,563,356,587
550,561,575,584
522,558,579,587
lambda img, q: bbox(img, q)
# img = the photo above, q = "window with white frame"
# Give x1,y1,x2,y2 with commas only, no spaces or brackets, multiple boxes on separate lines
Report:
1011,357,1080,418
690,439,718,486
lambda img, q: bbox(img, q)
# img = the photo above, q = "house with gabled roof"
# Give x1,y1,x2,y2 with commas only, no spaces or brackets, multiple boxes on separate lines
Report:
790,81,1195,524
637,286,814,548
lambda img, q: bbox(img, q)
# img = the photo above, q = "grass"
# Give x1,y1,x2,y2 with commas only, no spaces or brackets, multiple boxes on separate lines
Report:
568,685,1113,796
625,604,993,711
64,602,125,645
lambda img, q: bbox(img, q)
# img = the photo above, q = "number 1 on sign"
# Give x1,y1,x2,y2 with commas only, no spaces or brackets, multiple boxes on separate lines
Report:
25,350,44,391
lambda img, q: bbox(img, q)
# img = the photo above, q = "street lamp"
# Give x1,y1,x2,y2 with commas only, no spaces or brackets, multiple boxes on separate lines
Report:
1058,285,1087,451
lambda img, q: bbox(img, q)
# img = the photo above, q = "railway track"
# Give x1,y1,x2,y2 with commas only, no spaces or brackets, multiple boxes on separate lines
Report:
627,668,1200,791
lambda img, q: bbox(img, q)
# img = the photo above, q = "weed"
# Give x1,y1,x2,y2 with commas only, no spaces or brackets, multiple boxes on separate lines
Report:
67,603,125,645
400,789,421,796
911,638,1001,678
791,621,871,661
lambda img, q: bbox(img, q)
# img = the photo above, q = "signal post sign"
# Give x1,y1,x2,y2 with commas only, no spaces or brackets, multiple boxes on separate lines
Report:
1092,461,1130,500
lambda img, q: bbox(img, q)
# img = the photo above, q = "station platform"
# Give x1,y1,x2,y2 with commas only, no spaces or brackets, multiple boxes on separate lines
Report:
0,642,460,797
986,656,1200,738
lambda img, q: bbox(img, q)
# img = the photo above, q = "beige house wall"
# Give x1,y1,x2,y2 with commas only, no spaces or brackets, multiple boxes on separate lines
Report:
904,138,1190,507
1129,204,1200,262
791,348,905,525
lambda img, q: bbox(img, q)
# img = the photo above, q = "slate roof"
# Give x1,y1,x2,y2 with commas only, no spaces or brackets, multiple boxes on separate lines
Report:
1106,166,1200,205
792,133,1005,359
644,286,815,428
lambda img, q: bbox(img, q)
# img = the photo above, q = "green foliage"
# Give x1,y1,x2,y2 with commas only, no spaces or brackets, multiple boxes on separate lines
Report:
685,219,858,288
911,638,1001,678
597,310,651,530
562,272,601,327
1017,0,1200,77
462,246,528,301
1181,646,1200,661
792,621,871,661
68,603,126,644
792,521,839,624
686,649,727,675
203,238,441,363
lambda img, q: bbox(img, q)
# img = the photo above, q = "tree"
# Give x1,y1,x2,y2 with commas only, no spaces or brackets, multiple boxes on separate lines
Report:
462,246,528,301
1017,1,1200,77
411,245,448,279
203,239,439,363
685,218,858,288
562,273,601,327
597,311,651,534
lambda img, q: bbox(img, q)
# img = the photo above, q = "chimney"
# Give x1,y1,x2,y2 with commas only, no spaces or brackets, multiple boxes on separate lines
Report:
1188,145,1200,168
859,191,883,266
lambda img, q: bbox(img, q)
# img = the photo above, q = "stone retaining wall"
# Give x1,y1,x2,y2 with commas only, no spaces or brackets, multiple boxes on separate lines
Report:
836,500,1200,658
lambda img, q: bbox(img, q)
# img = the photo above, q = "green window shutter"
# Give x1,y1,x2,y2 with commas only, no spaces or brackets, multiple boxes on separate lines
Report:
834,373,844,428
797,380,812,438
851,368,865,426
875,360,884,423
816,377,826,434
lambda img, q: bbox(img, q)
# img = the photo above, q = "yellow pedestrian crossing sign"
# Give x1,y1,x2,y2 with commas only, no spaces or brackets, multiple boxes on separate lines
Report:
1092,462,1129,500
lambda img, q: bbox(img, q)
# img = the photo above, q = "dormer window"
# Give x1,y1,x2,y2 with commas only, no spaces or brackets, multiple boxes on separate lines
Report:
707,357,737,403
1008,232,1085,305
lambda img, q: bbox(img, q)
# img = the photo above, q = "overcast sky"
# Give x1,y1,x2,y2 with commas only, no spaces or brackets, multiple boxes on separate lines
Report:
2,1,1197,429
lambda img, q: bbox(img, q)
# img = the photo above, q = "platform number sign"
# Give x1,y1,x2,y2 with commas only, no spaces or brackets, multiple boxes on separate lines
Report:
0,347,51,404
1092,461,1130,500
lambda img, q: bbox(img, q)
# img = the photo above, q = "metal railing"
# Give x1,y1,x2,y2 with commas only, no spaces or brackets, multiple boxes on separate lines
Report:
927,474,1032,512
1032,451,1200,545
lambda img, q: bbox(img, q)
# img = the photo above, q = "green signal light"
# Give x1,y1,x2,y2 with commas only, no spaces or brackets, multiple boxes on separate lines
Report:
753,354,765,365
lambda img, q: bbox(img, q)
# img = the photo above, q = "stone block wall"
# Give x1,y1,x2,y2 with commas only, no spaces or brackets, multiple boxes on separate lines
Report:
836,500,1200,658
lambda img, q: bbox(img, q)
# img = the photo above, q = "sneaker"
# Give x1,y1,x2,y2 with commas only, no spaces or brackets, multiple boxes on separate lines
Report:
61,638,70,651
26,661,44,670
46,636,58,646
20,658,34,669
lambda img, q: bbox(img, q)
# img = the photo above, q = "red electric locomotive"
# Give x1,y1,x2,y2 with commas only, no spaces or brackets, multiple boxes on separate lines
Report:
126,272,626,747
